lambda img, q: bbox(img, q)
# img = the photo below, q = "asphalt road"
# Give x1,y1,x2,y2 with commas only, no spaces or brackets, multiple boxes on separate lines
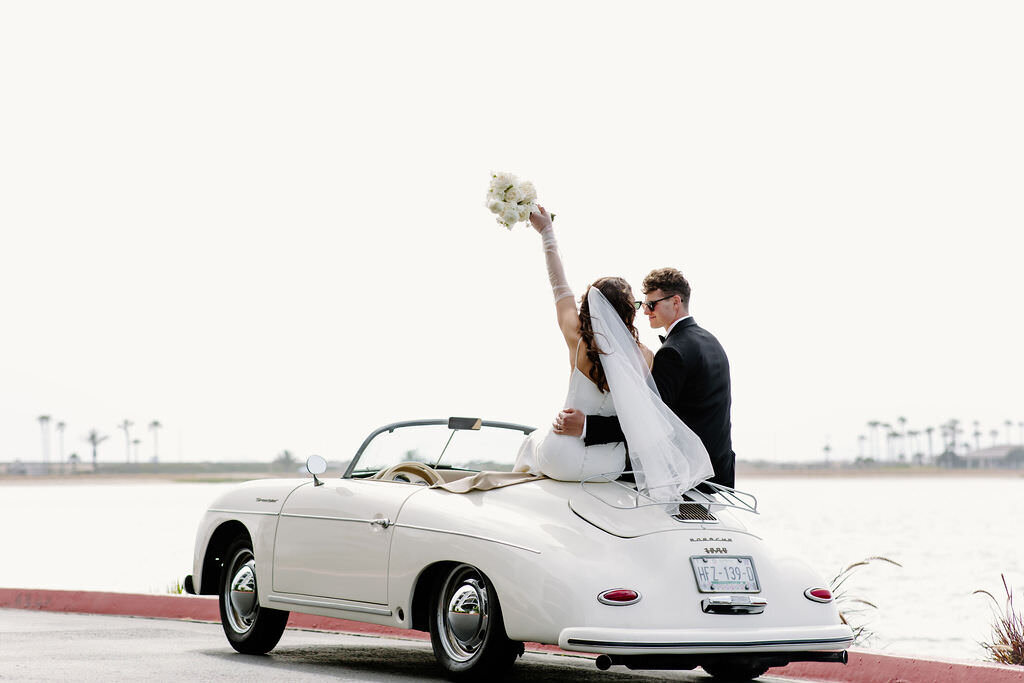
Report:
0,609,813,682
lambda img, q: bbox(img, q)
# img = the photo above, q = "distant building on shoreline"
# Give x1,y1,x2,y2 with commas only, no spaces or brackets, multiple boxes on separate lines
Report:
936,445,1024,469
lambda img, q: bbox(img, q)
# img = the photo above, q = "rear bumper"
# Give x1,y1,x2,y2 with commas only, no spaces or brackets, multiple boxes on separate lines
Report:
559,623,854,656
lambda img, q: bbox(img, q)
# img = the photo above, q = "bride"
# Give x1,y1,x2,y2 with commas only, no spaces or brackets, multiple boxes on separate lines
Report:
513,207,714,502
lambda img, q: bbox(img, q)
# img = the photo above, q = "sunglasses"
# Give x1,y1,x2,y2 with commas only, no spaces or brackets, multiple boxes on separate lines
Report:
634,294,676,312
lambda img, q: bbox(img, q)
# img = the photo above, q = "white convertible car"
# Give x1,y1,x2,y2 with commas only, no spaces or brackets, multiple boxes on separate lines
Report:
185,418,853,681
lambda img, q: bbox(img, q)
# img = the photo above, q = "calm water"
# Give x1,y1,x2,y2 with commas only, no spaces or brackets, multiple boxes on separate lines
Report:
2,476,1021,661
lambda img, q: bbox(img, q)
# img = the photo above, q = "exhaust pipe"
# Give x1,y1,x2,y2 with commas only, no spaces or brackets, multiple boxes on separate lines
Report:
796,650,848,664
595,655,617,670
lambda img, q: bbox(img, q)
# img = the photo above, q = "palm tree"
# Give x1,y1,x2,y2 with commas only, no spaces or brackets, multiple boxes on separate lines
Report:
132,438,141,463
881,423,893,460
118,420,134,463
990,428,999,447
37,415,51,468
907,430,920,461
55,421,66,474
925,426,935,460
897,416,908,459
85,430,109,470
867,421,881,460
857,434,867,459
945,419,961,454
973,420,982,452
886,430,899,461
148,420,162,462
1005,419,1014,445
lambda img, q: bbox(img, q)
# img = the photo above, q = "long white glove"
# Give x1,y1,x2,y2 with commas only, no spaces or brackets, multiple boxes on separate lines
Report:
540,226,574,302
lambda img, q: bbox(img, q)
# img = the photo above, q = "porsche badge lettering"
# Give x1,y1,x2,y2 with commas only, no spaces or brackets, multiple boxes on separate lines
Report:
256,497,278,503
690,537,732,543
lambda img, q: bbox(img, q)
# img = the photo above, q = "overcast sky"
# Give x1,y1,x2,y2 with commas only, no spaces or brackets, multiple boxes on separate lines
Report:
2,1,1022,465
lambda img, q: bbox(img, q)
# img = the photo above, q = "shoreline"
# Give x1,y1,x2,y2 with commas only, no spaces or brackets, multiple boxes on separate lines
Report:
736,464,1024,478
0,465,1021,485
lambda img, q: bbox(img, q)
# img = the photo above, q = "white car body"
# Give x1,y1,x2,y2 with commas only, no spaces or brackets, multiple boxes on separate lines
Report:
186,418,853,679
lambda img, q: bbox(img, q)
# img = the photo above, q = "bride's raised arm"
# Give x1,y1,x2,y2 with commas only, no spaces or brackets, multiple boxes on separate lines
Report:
529,207,580,357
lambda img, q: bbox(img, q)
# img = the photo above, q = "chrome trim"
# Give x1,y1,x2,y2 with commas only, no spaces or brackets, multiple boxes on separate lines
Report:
579,474,759,515
392,523,541,554
804,587,834,603
208,508,279,517
267,594,392,616
597,589,642,606
280,512,379,524
701,595,767,614
345,418,536,478
565,636,854,649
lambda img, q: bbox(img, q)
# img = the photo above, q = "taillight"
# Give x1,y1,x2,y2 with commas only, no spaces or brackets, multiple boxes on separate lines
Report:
598,589,641,605
804,587,833,603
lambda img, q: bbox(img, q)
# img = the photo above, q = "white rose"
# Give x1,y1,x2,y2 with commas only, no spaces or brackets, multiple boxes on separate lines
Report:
485,171,540,229
519,181,537,202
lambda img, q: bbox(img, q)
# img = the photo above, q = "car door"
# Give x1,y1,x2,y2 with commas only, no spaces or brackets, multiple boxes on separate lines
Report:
272,478,422,605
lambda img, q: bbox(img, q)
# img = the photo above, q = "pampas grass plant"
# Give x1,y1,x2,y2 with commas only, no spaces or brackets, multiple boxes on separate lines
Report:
974,575,1024,666
830,556,902,644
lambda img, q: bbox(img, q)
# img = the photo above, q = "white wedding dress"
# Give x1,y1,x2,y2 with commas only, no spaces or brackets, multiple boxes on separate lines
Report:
523,221,713,499
513,348,626,481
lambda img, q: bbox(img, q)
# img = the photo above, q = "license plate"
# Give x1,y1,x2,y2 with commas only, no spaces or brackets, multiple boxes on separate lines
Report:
690,556,760,593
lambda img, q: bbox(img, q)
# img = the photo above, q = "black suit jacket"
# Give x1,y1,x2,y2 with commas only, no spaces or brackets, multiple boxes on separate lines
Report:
585,317,736,488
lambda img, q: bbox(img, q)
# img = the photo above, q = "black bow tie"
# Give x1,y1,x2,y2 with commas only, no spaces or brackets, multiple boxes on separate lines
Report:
658,334,666,343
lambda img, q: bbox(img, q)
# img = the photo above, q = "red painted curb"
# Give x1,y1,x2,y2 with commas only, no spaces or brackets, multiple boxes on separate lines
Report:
773,650,1024,683
0,588,567,655
3,589,1022,680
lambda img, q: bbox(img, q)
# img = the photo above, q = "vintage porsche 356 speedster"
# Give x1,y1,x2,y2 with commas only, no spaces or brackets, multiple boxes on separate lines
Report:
184,417,853,681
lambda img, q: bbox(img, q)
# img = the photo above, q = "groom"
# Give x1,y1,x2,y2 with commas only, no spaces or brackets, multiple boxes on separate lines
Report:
554,267,736,489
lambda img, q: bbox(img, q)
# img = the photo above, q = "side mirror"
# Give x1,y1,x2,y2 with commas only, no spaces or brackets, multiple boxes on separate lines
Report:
306,455,327,486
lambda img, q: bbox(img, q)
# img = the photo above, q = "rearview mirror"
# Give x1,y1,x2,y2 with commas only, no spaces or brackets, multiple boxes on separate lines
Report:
448,417,482,431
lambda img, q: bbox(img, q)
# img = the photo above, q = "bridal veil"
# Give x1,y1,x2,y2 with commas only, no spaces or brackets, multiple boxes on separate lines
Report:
587,287,714,501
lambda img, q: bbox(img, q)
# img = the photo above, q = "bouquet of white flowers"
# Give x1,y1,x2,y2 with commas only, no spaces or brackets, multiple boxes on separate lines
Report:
485,172,538,229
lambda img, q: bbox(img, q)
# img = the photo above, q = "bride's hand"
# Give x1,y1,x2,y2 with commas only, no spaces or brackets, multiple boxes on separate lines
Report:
530,205,553,233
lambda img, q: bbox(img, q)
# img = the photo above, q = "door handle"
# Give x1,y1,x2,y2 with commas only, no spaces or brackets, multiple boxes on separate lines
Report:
369,518,391,529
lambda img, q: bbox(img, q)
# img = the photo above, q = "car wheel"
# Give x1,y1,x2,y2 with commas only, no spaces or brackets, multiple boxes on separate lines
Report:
702,659,771,681
429,563,522,680
218,538,289,654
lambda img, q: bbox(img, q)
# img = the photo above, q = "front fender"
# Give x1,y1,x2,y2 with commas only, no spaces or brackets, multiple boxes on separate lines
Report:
190,479,308,595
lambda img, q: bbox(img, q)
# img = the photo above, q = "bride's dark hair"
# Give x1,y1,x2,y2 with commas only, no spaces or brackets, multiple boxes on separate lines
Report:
579,276,640,393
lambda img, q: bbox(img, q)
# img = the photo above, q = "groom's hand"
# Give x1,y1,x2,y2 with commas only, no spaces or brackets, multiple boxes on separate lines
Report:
553,408,584,437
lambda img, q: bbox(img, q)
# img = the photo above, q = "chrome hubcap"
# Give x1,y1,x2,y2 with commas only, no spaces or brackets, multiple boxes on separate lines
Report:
225,551,258,634
438,566,489,662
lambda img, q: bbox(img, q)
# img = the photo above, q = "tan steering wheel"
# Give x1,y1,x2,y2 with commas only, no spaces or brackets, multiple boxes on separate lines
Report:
373,461,444,486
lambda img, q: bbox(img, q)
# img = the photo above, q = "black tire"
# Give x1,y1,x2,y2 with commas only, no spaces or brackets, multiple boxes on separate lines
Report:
429,563,522,680
702,659,771,681
218,537,289,654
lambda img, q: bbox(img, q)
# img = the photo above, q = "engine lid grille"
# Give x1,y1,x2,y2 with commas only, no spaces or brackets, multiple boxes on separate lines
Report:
673,503,718,522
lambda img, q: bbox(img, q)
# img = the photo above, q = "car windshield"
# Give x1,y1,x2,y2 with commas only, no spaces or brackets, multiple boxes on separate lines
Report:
347,420,534,477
